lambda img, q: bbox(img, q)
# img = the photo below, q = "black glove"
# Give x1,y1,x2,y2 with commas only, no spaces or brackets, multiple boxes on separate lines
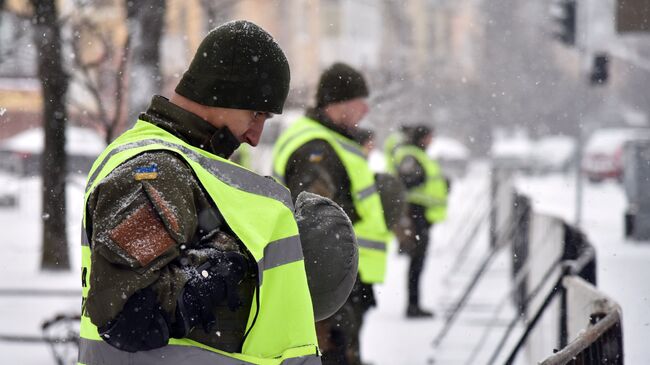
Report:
98,287,170,352
175,250,248,335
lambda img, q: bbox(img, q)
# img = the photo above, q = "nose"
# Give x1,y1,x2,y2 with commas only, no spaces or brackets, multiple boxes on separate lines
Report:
244,118,266,146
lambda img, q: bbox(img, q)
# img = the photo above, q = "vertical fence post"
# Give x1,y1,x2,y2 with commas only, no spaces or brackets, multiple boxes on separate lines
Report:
511,193,530,317
489,164,498,248
559,267,569,349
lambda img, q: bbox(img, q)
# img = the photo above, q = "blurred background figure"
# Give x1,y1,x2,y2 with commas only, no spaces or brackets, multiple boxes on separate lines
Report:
360,127,408,234
273,62,391,365
393,124,448,318
383,125,414,175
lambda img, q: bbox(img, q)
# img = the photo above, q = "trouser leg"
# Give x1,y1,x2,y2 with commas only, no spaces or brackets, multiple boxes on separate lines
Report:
346,282,374,365
345,304,363,365
407,206,431,308
319,278,375,365
318,304,354,365
408,245,427,307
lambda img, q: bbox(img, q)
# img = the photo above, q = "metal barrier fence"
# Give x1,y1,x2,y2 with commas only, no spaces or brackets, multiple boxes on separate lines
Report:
494,164,623,365
541,276,623,365
433,162,624,364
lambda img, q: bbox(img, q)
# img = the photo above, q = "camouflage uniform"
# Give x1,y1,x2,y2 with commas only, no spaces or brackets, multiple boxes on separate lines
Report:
85,95,255,352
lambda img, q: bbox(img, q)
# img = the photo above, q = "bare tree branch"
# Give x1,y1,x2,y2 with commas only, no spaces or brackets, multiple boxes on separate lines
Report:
63,5,129,144
107,34,130,143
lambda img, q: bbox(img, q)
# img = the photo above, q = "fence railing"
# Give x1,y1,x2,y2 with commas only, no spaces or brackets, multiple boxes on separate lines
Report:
541,276,623,365
434,162,624,364
494,164,623,365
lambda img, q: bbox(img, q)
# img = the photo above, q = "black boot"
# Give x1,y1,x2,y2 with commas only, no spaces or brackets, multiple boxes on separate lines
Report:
406,305,434,318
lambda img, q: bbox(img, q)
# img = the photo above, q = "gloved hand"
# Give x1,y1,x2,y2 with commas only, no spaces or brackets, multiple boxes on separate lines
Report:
395,215,417,256
175,249,248,335
98,287,170,352
294,191,358,321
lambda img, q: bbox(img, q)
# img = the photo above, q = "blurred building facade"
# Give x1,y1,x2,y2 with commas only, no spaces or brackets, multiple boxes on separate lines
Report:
5,0,646,154
0,0,40,139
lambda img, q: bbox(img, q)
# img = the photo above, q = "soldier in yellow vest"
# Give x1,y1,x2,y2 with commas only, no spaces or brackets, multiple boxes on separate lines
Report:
273,63,392,365
394,125,448,318
78,21,358,365
383,125,414,174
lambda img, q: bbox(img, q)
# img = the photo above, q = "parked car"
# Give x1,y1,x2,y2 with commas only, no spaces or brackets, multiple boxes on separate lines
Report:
582,128,650,183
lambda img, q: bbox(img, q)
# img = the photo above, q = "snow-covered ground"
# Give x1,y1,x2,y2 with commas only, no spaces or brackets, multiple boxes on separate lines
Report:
1,164,648,364
0,176,83,364
363,162,522,365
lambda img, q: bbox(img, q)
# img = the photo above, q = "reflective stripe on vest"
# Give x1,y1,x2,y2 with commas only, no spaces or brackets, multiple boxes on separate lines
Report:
78,338,320,365
272,117,392,284
80,121,319,365
84,139,293,210
394,144,448,223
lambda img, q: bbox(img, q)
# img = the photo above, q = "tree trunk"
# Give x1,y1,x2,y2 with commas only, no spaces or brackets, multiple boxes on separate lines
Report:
31,0,69,270
125,0,166,127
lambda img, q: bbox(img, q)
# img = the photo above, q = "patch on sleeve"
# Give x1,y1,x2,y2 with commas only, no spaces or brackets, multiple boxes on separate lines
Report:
142,182,181,237
109,202,175,267
134,164,158,181
308,152,323,163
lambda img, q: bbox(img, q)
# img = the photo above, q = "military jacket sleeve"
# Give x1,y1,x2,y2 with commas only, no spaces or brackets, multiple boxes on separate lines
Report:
397,155,426,189
85,151,234,327
284,139,359,223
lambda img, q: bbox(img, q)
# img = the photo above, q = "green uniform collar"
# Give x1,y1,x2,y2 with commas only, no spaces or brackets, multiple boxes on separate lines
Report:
141,95,241,159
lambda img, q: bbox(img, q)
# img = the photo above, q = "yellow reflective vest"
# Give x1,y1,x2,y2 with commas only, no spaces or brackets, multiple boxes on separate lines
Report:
79,121,319,365
394,144,448,223
272,117,392,284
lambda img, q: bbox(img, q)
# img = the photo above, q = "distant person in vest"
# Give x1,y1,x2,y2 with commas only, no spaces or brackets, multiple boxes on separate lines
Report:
273,63,392,365
79,21,358,365
394,124,448,318
383,125,415,174
356,128,408,236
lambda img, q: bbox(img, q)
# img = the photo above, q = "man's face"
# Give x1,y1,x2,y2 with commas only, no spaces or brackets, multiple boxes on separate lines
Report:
335,97,369,130
205,107,272,146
